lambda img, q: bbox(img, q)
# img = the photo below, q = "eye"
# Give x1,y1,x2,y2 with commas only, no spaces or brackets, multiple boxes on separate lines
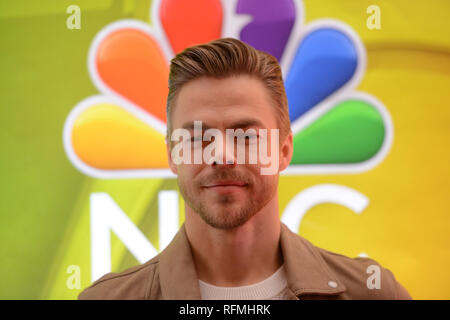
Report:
234,133,256,140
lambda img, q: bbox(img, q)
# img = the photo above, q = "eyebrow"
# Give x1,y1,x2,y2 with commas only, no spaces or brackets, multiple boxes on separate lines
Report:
181,118,265,131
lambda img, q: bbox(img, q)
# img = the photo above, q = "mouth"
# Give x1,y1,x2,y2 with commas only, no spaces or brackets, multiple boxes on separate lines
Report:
203,180,248,188
202,180,249,194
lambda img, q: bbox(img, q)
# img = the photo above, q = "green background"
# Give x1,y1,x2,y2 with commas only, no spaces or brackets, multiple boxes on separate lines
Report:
2,0,450,300
0,0,163,299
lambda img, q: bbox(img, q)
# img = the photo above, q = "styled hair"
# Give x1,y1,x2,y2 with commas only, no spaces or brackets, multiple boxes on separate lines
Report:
166,37,291,140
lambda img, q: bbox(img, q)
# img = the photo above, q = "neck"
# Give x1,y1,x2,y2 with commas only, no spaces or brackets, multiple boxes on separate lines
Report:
184,193,283,287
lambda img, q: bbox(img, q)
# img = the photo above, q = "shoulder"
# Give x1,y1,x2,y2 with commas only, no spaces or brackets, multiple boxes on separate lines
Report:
304,238,412,299
78,256,160,300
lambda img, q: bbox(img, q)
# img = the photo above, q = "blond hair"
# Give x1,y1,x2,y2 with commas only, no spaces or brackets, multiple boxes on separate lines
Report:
166,38,291,140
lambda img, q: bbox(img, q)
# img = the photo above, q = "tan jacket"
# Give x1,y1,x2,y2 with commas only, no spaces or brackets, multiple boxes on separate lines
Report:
78,222,412,300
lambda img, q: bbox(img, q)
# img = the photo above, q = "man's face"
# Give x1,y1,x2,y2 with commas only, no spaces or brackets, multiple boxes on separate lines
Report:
167,75,292,229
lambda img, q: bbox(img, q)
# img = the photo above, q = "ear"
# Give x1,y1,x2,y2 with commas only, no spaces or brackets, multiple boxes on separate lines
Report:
279,131,293,172
166,139,178,175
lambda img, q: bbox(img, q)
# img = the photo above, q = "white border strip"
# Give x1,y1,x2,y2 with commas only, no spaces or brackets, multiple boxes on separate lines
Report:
220,0,253,38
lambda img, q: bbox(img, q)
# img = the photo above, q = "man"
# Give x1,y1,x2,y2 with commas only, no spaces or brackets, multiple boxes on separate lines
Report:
79,38,412,300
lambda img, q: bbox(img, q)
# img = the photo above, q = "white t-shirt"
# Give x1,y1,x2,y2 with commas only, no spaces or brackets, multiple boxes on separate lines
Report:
198,264,290,300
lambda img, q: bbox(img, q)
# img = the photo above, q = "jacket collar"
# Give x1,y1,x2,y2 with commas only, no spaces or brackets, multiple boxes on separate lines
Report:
158,223,202,299
157,222,346,299
279,222,346,297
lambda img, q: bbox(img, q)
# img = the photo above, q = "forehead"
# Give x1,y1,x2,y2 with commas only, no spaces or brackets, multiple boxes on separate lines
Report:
171,75,278,129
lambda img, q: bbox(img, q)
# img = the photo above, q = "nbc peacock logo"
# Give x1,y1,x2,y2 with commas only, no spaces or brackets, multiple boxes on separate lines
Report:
63,0,393,179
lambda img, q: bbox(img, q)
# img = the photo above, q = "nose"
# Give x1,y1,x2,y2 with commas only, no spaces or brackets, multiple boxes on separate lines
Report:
212,158,236,168
212,137,236,168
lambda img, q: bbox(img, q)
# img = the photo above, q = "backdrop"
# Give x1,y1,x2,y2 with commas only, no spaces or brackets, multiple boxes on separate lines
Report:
1,0,449,299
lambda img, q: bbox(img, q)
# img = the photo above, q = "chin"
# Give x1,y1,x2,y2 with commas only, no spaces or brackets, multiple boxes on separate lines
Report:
200,204,255,229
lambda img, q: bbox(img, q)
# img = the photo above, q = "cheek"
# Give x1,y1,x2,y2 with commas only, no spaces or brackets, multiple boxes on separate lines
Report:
253,171,278,189
177,164,204,183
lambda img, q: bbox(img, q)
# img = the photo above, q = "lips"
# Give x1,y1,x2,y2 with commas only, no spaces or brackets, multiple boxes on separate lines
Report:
203,180,248,188
201,180,249,195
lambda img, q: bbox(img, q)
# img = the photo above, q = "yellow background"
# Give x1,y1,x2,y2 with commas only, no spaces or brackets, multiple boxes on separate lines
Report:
277,0,450,299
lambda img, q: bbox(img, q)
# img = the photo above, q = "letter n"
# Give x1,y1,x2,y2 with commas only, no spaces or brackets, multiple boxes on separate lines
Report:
90,193,158,281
